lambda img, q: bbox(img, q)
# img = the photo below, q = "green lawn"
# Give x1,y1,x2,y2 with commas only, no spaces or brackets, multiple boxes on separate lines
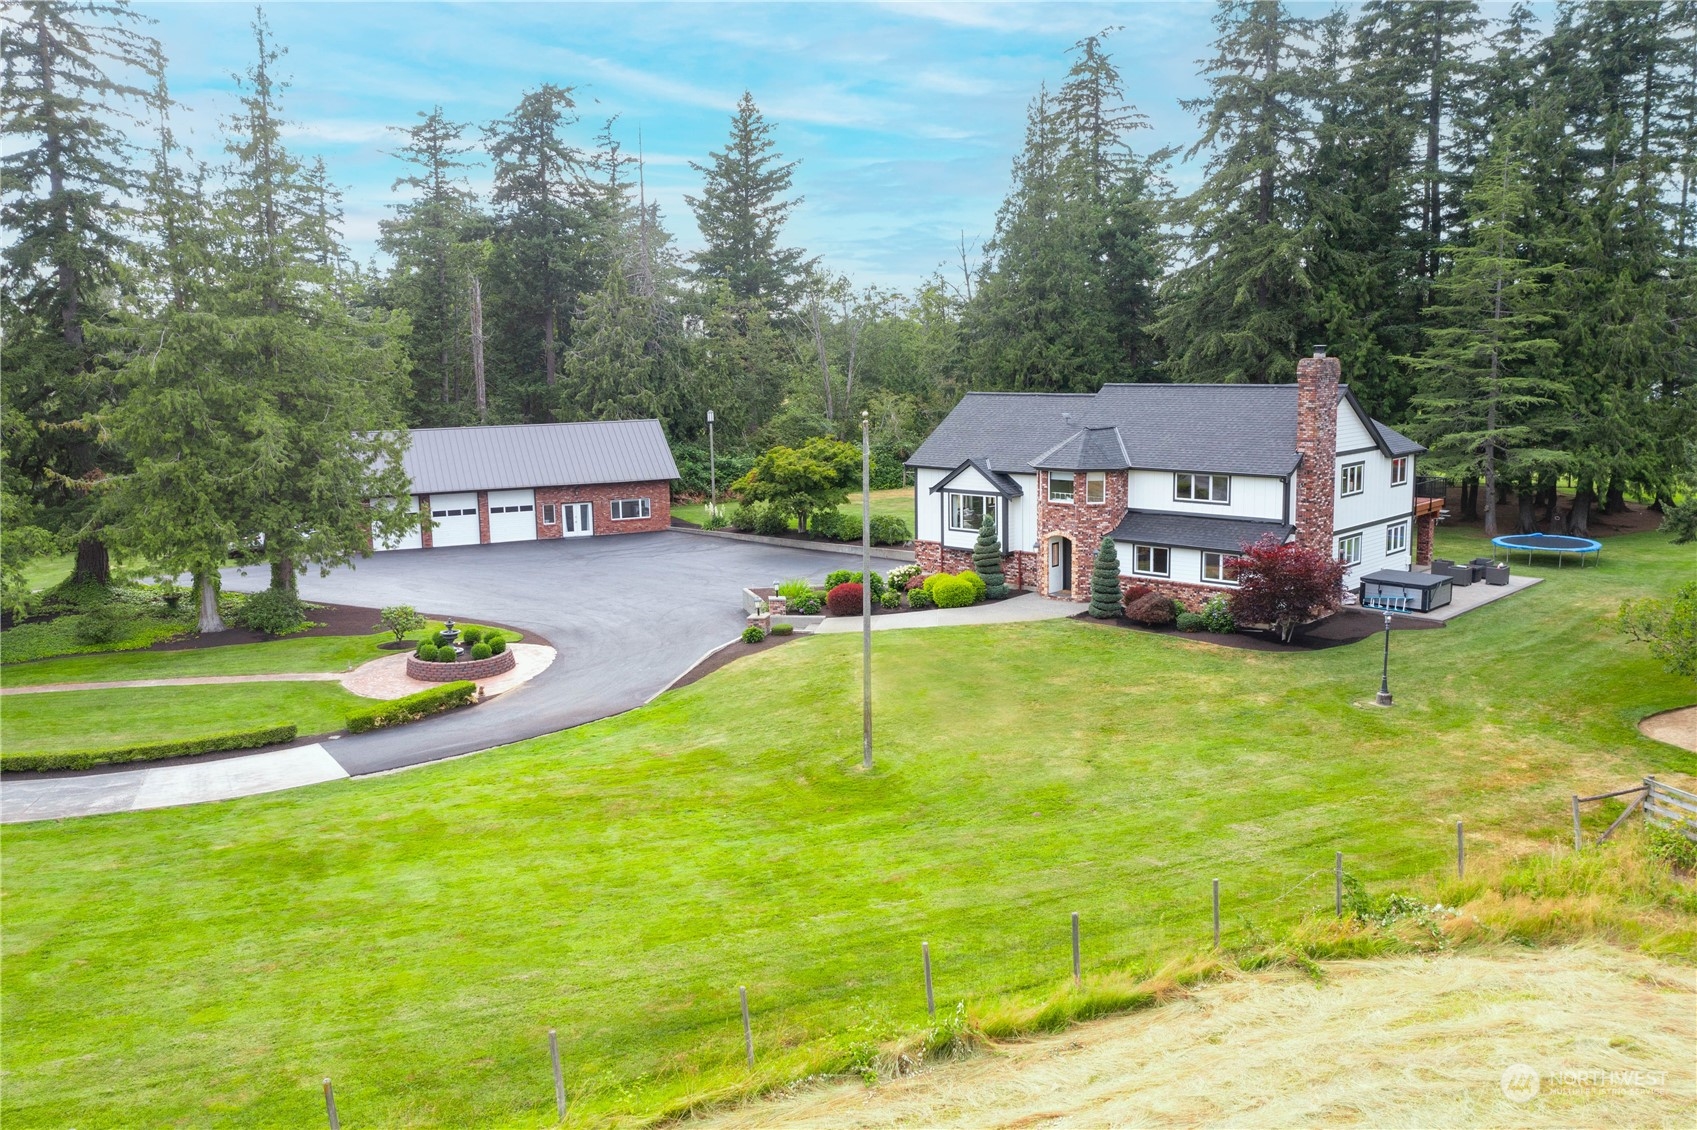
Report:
1,532,1691,1128
674,487,914,530
0,682,370,754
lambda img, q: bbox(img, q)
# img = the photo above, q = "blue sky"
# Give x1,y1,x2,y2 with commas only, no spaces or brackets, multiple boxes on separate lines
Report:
138,2,1536,292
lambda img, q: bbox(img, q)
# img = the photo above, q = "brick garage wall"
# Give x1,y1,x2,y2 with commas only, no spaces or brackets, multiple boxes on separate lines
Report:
532,481,672,537
476,490,491,543
407,648,516,682
1036,470,1128,598
1415,512,1437,566
419,494,433,549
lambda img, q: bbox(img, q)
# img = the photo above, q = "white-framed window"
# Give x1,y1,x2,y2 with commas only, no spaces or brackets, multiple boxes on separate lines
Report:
1390,456,1409,486
1336,532,1363,566
611,497,651,520
1340,462,1365,496
1202,551,1240,585
1085,472,1106,504
1048,472,1075,503
1385,520,1409,554
542,503,557,525
1133,544,1170,577
948,492,993,532
1175,472,1230,504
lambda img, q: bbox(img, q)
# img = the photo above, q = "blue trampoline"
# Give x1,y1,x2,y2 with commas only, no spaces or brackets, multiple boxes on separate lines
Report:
1491,532,1602,568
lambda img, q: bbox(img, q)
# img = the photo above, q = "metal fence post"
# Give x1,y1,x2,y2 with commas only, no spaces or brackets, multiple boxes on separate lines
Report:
1212,879,1221,948
549,1028,565,1121
922,942,935,1019
323,1078,339,1130
740,986,754,1069
1334,851,1343,917
1071,912,1081,987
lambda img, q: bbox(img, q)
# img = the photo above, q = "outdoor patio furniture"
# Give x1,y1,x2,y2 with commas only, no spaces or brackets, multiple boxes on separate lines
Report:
1483,563,1510,586
1432,560,1473,586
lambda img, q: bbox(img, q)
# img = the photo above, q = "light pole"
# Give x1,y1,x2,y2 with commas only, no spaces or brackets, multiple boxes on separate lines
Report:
706,409,717,517
1375,607,1394,706
861,409,873,771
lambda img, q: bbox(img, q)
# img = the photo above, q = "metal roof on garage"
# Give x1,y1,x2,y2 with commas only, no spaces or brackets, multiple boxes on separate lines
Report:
394,419,679,494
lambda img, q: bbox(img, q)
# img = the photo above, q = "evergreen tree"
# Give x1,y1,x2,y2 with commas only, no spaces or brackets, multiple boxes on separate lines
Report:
559,266,662,421
1089,536,1123,619
484,85,612,417
1406,117,1563,537
972,512,1008,598
1156,0,1320,383
380,105,483,422
686,92,808,310
1,0,159,586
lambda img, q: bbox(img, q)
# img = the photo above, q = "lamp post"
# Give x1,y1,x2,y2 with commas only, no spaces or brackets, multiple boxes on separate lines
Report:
861,410,873,770
1375,606,1394,706
706,409,717,517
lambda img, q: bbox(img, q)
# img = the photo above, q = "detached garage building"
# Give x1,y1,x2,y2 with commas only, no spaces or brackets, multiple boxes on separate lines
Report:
374,419,678,551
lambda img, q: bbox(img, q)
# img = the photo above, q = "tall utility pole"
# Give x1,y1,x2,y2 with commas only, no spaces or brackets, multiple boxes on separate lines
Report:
470,276,487,423
861,410,873,771
707,409,717,515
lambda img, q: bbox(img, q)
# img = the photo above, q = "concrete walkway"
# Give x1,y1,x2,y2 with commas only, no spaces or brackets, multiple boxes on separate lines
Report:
814,591,1083,634
1,672,344,696
338,644,556,700
0,744,348,821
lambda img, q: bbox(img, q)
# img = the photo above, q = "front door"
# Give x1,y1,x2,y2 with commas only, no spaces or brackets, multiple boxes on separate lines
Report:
560,501,593,538
1048,537,1072,594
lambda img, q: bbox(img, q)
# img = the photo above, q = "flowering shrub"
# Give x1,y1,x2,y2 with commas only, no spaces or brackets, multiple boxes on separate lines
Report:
887,563,923,589
826,582,865,616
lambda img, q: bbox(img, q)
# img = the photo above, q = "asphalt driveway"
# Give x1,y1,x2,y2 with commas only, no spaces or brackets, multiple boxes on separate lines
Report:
219,530,858,775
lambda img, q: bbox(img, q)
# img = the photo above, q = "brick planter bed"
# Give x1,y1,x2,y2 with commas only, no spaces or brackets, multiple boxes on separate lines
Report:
406,648,517,682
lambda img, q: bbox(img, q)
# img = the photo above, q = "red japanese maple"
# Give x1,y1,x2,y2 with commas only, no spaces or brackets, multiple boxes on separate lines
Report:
1225,535,1348,643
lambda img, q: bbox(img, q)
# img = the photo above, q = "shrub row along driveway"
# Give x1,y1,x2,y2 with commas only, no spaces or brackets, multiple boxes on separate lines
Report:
220,531,853,776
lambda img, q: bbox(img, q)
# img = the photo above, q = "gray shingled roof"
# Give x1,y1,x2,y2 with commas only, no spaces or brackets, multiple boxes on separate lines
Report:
930,458,1024,496
1032,426,1132,471
907,384,1424,475
396,419,678,494
1111,510,1293,553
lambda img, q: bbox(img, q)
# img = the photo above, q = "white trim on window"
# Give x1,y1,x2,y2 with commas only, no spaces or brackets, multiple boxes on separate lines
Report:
1132,544,1170,577
1340,462,1365,497
1390,456,1409,487
1385,520,1409,555
1047,472,1075,504
611,497,651,520
1174,472,1230,504
1201,551,1240,585
1336,532,1363,566
948,492,994,532
1085,472,1106,505
542,503,557,526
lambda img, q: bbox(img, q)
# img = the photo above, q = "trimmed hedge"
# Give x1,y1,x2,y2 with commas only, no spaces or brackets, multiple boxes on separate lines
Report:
346,681,477,734
1,724,298,773
932,574,977,608
826,582,865,617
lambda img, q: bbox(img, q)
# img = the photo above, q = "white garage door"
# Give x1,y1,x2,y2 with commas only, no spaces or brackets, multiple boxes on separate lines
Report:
487,489,537,543
427,492,480,548
372,497,422,551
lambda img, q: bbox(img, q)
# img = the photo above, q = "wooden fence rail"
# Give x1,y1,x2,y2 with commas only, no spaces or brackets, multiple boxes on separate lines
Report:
1574,777,1697,848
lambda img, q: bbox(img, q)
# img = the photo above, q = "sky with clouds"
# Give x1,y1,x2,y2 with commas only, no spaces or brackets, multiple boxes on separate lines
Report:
137,1,1537,292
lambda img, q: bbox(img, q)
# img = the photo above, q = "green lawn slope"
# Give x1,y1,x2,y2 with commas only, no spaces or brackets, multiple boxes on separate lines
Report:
1,531,1691,1128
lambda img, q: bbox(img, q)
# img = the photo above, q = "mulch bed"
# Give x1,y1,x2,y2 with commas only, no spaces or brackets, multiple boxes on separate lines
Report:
668,629,801,691
1074,606,1442,653
147,604,543,653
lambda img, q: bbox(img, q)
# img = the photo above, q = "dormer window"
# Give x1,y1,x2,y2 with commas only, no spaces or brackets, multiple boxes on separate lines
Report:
1175,472,1229,504
1048,472,1075,503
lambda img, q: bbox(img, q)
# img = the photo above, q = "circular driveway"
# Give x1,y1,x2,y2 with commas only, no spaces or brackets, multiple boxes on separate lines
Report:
220,531,866,775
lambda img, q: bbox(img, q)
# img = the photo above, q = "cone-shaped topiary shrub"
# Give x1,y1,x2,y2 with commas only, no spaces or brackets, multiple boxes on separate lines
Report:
1089,536,1124,619
973,513,1009,597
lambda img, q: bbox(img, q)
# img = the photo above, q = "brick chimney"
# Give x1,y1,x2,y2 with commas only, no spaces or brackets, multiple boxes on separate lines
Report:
1293,346,1340,553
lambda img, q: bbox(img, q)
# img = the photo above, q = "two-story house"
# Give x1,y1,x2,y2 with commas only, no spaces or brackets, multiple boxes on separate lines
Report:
905,350,1435,606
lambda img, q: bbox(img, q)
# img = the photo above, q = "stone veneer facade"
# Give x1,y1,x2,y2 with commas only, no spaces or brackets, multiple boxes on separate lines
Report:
915,542,1040,591
1292,353,1340,555
411,480,671,548
1036,468,1129,599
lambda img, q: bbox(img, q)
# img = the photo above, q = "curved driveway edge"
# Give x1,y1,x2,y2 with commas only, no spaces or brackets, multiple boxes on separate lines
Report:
3,532,867,822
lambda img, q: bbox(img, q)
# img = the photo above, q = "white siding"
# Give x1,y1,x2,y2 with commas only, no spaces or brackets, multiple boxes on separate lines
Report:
1113,542,1229,590
1009,473,1038,551
1333,448,1415,547
1128,469,1285,521
914,469,945,543
1335,397,1377,452
1337,517,1414,587
372,497,422,552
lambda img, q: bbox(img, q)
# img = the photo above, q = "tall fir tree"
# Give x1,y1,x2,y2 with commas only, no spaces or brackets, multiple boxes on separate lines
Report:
686,91,808,311
1,0,159,585
1155,0,1320,384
